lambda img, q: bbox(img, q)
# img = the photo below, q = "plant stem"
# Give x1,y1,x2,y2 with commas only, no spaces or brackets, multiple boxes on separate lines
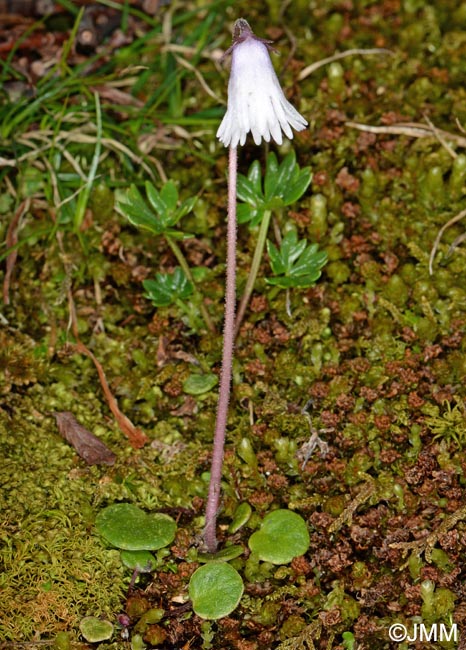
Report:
165,234,215,333
234,209,272,338
204,145,237,552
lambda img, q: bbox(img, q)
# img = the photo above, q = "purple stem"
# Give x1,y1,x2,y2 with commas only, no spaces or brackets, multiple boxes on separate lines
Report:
204,145,238,552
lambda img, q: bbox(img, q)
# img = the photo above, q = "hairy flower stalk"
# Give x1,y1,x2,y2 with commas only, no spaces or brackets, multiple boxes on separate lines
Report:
204,18,308,552
204,145,237,552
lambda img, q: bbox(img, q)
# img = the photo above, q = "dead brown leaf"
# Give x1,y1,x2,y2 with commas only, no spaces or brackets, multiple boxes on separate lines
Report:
53,411,116,465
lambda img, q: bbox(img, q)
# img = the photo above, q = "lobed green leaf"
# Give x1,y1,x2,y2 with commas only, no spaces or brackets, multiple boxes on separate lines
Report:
266,231,328,289
119,185,163,234
282,169,312,205
143,267,193,307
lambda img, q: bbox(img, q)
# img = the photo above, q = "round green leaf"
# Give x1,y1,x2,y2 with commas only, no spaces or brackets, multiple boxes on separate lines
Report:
183,373,218,395
120,549,156,572
79,617,113,642
248,509,310,564
95,503,176,551
189,563,244,619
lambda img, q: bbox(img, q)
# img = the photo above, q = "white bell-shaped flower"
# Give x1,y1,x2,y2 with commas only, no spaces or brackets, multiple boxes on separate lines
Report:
217,19,308,148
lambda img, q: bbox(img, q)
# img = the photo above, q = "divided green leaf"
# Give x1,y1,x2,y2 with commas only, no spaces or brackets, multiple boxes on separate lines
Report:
266,231,328,289
118,180,196,237
143,267,194,307
120,185,165,234
236,152,312,226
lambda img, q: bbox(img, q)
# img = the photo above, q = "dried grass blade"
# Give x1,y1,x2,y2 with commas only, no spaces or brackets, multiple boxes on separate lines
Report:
3,198,30,305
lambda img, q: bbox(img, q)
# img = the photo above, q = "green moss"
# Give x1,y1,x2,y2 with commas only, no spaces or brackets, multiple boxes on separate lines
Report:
421,580,456,622
324,583,360,626
279,615,307,640
423,399,466,447
0,410,126,640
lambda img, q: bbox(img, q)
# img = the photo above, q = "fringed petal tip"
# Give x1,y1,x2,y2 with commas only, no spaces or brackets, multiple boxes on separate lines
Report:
217,103,308,148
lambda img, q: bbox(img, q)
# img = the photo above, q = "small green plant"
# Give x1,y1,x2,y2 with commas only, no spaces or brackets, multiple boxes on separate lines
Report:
266,229,328,289
95,504,310,621
143,267,213,332
118,180,214,332
423,398,466,447
186,509,310,619
182,372,218,395
237,151,312,226
234,151,313,334
119,180,196,239
420,579,457,623
95,503,177,583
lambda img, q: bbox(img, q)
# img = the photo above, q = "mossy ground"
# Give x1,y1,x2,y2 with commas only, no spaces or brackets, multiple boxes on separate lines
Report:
1,1,466,648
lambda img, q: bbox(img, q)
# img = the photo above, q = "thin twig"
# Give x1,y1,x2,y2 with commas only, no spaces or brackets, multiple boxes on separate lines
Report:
423,113,457,159
280,25,297,77
2,127,162,182
298,48,393,81
390,503,466,563
328,479,377,534
447,231,466,256
74,91,102,231
173,54,224,104
429,208,466,275
345,121,466,147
